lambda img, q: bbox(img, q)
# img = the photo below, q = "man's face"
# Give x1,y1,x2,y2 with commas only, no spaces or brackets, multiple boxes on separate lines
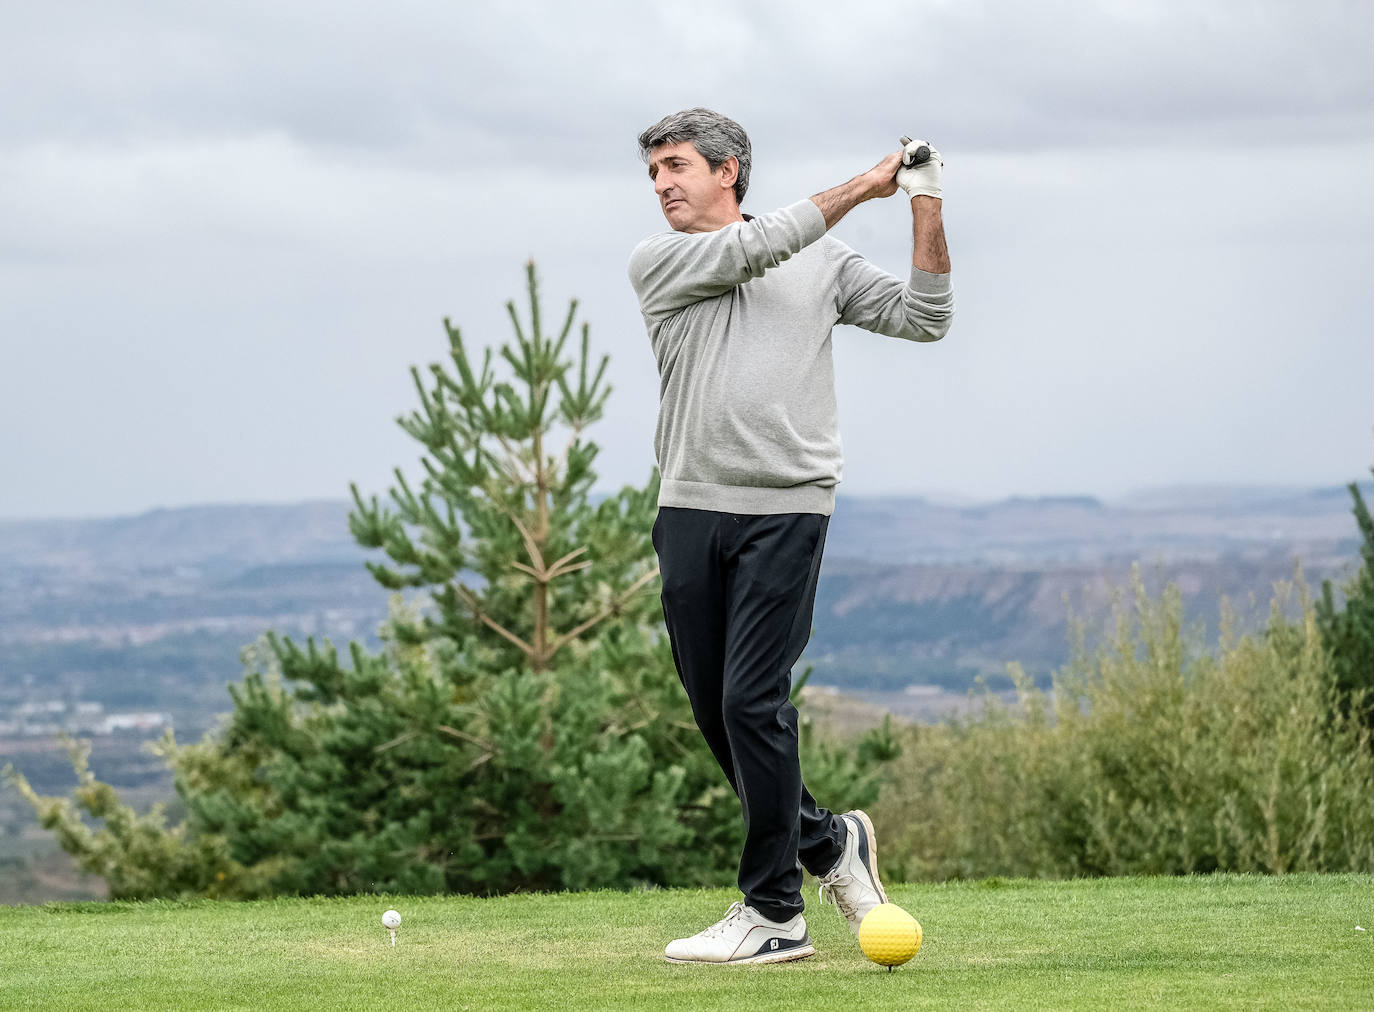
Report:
647,141,736,233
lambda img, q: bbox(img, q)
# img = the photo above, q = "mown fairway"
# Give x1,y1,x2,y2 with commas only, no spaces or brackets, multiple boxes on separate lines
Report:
2,875,1372,1010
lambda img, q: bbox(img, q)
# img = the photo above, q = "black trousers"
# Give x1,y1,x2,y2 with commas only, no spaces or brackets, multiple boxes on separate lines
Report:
652,506,846,922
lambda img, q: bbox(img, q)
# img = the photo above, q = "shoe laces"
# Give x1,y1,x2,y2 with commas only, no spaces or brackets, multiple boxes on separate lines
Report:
701,902,747,939
818,871,859,920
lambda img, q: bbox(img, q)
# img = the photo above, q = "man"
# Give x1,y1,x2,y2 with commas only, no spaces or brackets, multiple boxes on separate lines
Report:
628,108,953,965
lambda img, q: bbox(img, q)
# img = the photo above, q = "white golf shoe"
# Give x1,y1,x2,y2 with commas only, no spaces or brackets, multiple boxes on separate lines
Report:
663,901,815,965
816,810,889,936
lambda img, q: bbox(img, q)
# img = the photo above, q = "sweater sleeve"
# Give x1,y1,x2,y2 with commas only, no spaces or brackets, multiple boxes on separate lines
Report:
826,238,954,343
627,199,828,319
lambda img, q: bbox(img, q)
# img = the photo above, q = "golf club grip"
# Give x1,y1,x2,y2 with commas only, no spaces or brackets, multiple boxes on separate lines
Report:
897,136,932,167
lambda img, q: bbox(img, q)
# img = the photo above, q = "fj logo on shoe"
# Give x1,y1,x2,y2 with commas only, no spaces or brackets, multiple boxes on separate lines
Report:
770,939,779,950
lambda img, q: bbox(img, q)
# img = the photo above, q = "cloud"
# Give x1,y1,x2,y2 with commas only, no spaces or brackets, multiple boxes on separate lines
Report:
5,1,1371,160
2,0,1373,518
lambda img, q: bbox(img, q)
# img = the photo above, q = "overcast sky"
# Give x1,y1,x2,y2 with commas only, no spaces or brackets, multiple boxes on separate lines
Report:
2,0,1372,520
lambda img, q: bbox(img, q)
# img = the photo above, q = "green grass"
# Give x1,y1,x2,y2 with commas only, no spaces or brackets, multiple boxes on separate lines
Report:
2,875,1372,1010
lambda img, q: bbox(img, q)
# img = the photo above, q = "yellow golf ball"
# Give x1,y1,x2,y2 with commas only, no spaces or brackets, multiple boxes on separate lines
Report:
858,903,922,968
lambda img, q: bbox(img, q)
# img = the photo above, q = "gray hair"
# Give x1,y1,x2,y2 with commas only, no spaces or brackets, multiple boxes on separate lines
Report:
637,108,752,206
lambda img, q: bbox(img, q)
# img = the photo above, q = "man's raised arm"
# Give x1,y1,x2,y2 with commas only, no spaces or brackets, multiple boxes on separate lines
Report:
809,151,904,229
896,141,949,274
828,140,952,343
631,141,949,320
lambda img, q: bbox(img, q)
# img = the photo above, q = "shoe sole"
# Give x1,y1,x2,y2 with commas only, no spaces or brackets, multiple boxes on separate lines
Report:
665,944,816,966
848,809,889,906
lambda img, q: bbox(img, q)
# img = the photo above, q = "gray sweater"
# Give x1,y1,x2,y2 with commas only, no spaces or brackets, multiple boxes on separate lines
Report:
628,198,953,516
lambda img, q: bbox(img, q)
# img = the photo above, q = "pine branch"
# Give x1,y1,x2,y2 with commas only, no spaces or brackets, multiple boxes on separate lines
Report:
435,724,497,752
544,546,590,580
544,559,593,582
503,505,547,574
455,584,535,659
492,433,538,485
545,566,660,658
511,551,590,583
373,731,420,753
549,426,585,489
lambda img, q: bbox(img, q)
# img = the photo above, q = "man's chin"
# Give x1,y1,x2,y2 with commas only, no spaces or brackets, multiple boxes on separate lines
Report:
667,208,708,234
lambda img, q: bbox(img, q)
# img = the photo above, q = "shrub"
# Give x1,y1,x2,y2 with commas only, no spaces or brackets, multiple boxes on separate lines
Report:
1316,467,1374,730
876,567,1374,880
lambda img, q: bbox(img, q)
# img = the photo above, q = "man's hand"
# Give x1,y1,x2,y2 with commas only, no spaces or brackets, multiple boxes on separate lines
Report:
856,151,904,201
896,138,942,199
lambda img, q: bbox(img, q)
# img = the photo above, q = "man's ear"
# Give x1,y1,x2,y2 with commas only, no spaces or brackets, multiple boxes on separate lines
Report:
717,156,739,191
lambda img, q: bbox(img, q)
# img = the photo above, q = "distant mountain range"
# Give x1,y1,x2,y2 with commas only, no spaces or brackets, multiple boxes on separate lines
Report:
0,484,1368,725
3,482,1365,571
823,484,1365,566
0,500,362,573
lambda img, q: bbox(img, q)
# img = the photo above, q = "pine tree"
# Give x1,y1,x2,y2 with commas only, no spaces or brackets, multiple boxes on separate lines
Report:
174,262,731,895
1316,463,1374,730
349,261,660,674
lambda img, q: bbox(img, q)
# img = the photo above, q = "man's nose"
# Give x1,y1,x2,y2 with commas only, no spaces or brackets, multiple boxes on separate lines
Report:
655,176,674,198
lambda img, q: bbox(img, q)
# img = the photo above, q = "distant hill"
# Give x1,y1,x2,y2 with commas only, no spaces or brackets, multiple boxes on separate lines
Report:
1,484,1365,717
3,483,1367,572
807,550,1346,697
0,501,359,574
823,485,1366,567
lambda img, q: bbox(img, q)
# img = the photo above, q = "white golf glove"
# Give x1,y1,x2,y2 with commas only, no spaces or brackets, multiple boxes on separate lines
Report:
895,137,943,199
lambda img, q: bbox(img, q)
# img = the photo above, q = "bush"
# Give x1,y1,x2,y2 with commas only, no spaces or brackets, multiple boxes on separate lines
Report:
875,567,1374,880
1317,468,1374,730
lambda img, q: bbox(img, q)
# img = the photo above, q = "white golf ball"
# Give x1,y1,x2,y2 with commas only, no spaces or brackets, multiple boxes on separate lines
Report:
382,910,401,930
